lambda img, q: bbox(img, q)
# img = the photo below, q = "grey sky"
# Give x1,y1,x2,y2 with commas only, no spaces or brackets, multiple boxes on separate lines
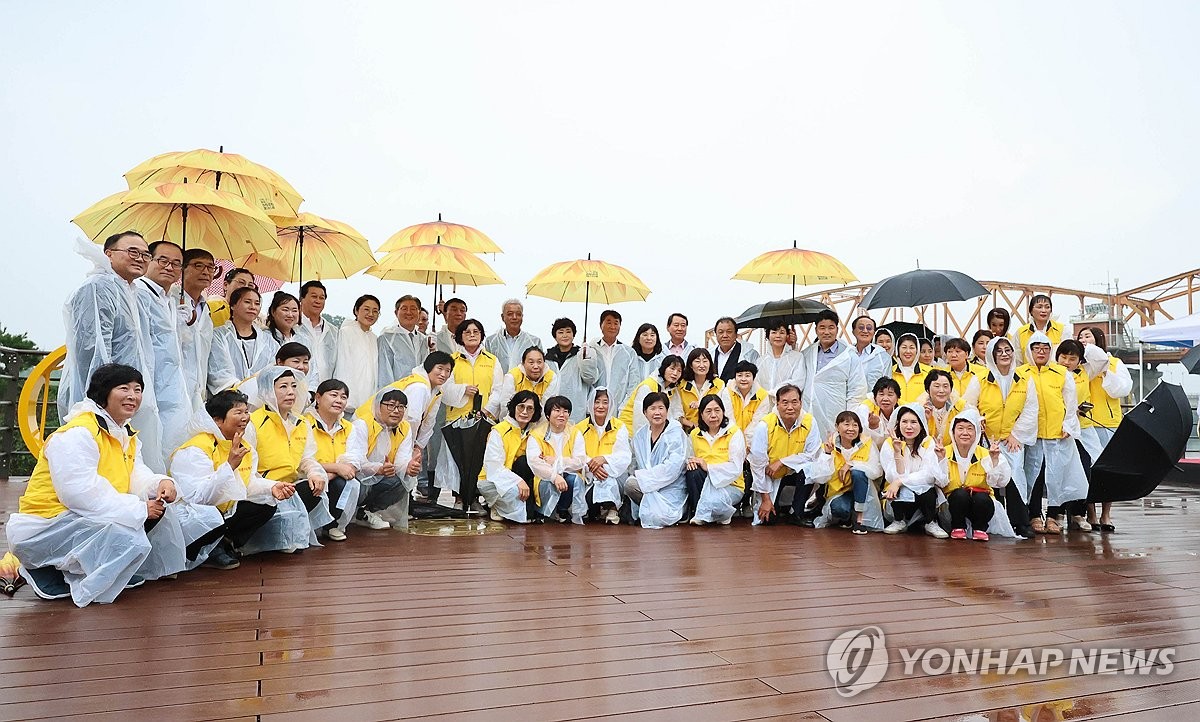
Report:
2,1,1197,349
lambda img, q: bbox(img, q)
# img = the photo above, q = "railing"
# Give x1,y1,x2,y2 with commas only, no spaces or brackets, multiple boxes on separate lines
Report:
0,345,52,479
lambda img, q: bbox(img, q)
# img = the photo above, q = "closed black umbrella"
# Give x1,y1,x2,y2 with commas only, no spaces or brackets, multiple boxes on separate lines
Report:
1179,345,1200,374
440,396,492,515
860,269,988,310
734,297,831,329
878,320,936,341
1089,381,1193,502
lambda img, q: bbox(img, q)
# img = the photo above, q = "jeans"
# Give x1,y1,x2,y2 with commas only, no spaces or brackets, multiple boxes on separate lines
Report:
828,470,869,522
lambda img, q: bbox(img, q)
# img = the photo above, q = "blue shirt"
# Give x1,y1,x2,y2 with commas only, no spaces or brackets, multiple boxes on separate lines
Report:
815,340,844,374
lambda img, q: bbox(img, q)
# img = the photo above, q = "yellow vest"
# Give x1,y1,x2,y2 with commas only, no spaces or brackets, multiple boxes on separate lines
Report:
511,367,557,399
891,363,930,405
969,360,989,379
355,372,438,425
1019,362,1070,439
827,442,872,499
176,431,255,513
1071,367,1094,429
1016,321,1064,356
762,412,814,479
575,416,626,457
978,371,1030,440
208,297,231,328
479,420,529,480
677,378,726,426
690,426,743,490
365,417,411,464
448,350,500,423
619,376,663,431
928,398,968,446
1088,356,1125,429
727,387,769,434
303,414,352,464
529,425,581,506
20,412,136,519
948,366,976,399
945,446,993,497
250,408,308,482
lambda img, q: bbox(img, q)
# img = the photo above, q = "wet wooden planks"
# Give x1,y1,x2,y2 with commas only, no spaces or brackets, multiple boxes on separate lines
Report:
0,480,1198,720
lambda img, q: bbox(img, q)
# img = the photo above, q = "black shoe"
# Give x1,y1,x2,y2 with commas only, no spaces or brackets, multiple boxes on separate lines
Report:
851,522,869,535
789,515,816,528
125,575,146,589
1016,525,1036,539
201,545,241,570
21,566,71,600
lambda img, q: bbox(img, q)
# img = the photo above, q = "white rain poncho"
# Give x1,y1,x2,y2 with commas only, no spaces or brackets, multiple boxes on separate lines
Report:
545,346,600,424
376,325,429,387
527,420,586,521
208,323,276,395
855,343,894,390
134,278,192,464
305,412,363,533
58,239,163,472
689,423,747,524
6,400,188,606
493,367,562,419
331,319,379,409
260,329,321,388
980,335,1040,503
1082,342,1133,448
878,403,940,528
1020,332,1089,507
634,351,665,384
933,407,1017,538
298,315,339,385
573,387,632,513
345,388,415,490
483,328,543,373
748,411,822,525
176,289,215,413
242,366,333,549
755,347,804,399
478,417,535,523
807,434,885,530
797,340,871,440
588,341,642,415
627,419,688,529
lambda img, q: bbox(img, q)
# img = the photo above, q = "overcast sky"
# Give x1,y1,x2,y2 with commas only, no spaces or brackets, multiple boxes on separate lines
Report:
2,1,1197,350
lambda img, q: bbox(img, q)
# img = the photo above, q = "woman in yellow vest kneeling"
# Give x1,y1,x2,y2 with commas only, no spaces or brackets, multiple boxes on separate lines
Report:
935,409,1011,541
574,387,632,524
480,390,542,523
808,411,884,534
686,395,747,525
527,396,585,523
242,366,334,551
9,364,189,605
303,379,363,541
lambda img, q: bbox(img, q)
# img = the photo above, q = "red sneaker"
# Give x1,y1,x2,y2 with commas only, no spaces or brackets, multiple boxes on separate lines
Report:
972,530,989,541
950,528,967,540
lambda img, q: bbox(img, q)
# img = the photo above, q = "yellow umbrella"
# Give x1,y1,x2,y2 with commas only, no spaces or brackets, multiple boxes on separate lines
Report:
236,212,374,282
125,147,304,217
72,182,280,260
526,253,651,341
732,240,857,286
366,240,503,330
377,213,503,254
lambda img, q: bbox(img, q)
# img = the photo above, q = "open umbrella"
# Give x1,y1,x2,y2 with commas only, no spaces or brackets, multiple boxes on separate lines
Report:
0,552,24,597
860,269,988,310
366,240,503,330
237,212,374,283
525,253,651,342
1089,381,1192,502
378,213,503,254
734,297,831,329
732,241,856,330
125,147,303,217
72,182,280,261
878,320,937,341
1179,345,1200,375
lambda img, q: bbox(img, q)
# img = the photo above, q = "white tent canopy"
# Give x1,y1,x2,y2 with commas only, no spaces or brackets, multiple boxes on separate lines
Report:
1137,312,1200,344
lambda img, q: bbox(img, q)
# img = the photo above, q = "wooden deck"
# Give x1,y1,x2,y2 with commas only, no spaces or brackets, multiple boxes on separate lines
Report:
2,479,1200,720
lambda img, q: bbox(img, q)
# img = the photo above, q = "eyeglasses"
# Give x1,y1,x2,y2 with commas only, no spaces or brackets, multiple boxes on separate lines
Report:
111,247,152,262
995,348,1013,356
380,401,406,411
515,403,537,412
187,262,218,273
154,256,183,270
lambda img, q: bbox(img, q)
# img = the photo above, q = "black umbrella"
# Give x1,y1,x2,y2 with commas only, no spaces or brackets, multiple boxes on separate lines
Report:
860,269,988,310
877,320,936,341
1180,345,1200,374
734,297,832,329
1089,381,1193,502
440,396,493,514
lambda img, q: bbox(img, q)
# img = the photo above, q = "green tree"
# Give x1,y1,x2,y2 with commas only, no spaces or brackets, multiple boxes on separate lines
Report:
0,324,43,477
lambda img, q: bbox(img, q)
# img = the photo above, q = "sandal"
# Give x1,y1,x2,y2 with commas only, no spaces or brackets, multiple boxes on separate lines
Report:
1030,517,1046,534
1098,523,1116,532
1045,517,1063,534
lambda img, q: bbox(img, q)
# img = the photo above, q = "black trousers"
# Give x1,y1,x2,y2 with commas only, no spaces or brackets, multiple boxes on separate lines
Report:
948,488,994,531
684,469,707,518
185,501,277,560
511,456,541,520
892,488,938,524
292,479,322,513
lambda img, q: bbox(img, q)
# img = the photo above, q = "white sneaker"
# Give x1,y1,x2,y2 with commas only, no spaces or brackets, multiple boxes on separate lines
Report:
883,520,907,535
688,517,705,526
489,507,504,522
604,508,621,525
353,510,390,530
924,521,949,539
326,528,347,541
720,516,732,525
1071,516,1093,532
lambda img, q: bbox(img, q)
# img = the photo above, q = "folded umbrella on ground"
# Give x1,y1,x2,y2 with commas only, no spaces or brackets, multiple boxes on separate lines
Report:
1090,381,1192,503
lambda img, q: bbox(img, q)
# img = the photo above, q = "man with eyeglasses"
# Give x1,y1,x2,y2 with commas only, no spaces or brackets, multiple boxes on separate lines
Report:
59,231,166,470
132,240,191,469
179,249,218,411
